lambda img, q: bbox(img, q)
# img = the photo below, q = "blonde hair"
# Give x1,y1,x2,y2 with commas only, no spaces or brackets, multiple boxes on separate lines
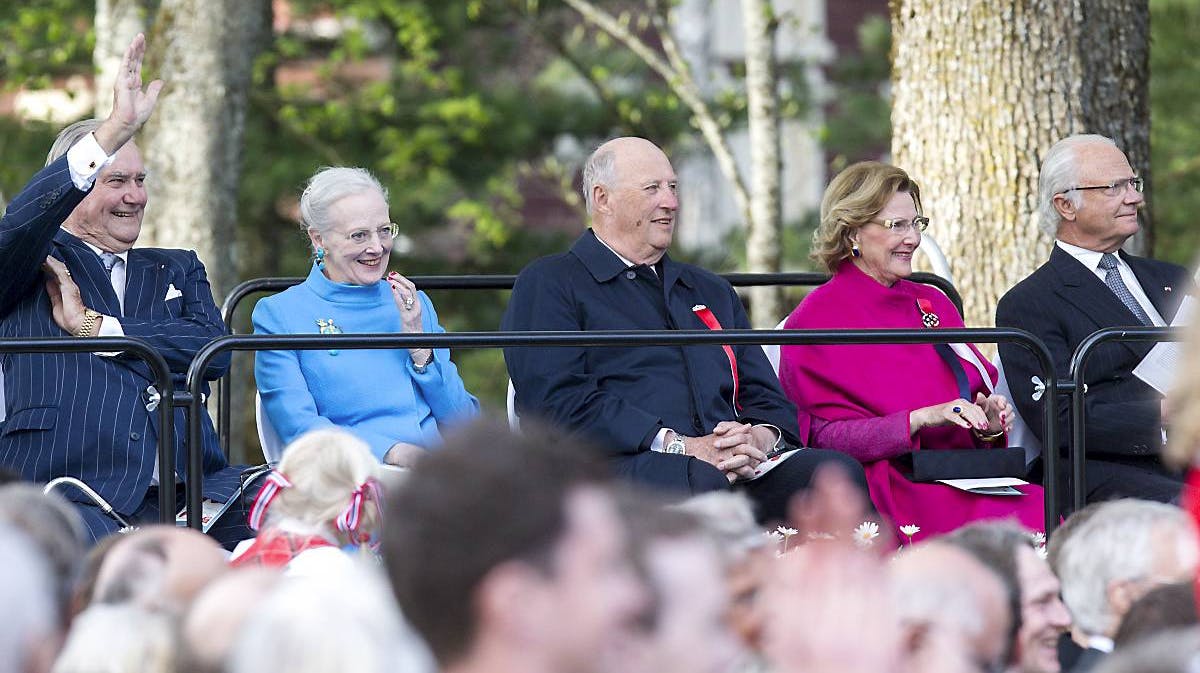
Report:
811,161,923,272
269,429,382,544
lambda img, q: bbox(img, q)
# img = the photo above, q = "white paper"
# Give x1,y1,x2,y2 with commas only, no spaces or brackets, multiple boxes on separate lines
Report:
744,449,801,481
937,477,1028,496
1132,296,1195,394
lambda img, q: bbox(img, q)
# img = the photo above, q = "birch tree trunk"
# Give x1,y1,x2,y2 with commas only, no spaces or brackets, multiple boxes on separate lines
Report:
140,0,269,298
93,0,148,118
890,0,1150,330
741,0,783,326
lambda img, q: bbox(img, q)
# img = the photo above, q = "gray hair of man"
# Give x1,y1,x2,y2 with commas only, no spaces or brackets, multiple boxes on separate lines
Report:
0,523,58,673
227,561,434,673
51,604,175,673
581,143,618,216
45,118,104,168
1037,134,1119,237
890,541,1009,658
0,485,86,621
298,166,389,244
1058,499,1191,637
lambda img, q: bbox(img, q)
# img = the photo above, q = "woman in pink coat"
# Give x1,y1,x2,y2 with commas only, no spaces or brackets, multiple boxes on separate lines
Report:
779,161,1043,541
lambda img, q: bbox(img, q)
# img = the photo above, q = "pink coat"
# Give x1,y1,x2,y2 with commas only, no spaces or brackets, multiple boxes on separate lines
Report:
779,261,1044,540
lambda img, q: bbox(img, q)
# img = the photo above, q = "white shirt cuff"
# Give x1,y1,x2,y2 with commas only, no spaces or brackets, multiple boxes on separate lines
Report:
65,133,113,191
96,315,124,357
650,427,670,452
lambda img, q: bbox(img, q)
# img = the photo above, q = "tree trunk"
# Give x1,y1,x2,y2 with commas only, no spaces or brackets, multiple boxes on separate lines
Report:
140,0,269,298
93,0,148,118
741,0,784,327
889,0,1150,330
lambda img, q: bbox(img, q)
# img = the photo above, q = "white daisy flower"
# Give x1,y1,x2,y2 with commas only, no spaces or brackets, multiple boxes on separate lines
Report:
899,524,921,538
853,521,880,548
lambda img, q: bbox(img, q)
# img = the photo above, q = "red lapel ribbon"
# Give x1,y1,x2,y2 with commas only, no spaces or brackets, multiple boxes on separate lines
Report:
692,304,741,411
916,298,941,328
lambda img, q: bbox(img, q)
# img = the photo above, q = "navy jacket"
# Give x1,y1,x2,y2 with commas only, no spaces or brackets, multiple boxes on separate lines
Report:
997,246,1188,459
502,229,799,487
0,155,238,513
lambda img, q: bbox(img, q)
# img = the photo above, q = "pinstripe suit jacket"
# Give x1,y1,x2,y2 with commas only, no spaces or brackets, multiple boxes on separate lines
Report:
0,155,238,513
996,246,1189,460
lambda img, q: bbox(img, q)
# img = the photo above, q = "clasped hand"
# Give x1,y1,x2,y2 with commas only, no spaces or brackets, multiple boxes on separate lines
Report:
686,421,774,483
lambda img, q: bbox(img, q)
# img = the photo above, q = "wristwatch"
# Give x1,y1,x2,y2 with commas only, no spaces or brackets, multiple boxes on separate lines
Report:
663,430,687,455
75,308,102,337
412,348,434,374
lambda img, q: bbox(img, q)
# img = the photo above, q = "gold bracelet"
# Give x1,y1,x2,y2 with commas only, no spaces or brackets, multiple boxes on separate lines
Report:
74,308,102,337
973,428,1005,442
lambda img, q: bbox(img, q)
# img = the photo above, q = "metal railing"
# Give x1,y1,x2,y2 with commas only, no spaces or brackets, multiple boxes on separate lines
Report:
1068,326,1182,510
215,271,965,450
0,337,178,522
184,327,1059,533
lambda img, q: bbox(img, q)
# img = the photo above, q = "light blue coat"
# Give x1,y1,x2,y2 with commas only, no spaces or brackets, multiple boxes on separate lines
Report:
253,265,479,460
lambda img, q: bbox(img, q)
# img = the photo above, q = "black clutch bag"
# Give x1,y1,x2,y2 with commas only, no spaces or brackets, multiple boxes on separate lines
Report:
897,447,1027,482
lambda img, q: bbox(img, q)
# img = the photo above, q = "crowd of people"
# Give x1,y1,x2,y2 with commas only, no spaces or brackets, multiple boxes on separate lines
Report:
3,32,1200,673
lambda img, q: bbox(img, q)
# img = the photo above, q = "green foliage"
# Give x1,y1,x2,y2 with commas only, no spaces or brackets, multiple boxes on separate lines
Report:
822,13,892,171
0,0,95,87
1150,0,1200,265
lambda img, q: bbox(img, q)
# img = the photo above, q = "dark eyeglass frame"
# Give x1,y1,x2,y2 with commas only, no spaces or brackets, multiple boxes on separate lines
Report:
1060,176,1144,196
876,216,930,232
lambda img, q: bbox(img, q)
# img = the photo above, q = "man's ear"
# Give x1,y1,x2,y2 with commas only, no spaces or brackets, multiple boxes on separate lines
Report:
592,184,611,215
1053,193,1079,222
1105,578,1140,632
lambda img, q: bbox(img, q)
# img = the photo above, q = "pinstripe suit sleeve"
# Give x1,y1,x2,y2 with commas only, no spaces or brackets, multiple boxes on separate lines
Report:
118,250,230,378
0,157,85,315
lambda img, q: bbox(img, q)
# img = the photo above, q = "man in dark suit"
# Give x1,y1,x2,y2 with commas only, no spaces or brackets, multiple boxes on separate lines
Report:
996,134,1188,503
501,136,866,522
0,34,245,543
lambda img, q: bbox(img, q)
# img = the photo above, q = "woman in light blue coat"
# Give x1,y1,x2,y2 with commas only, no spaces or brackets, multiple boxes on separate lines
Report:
253,167,478,465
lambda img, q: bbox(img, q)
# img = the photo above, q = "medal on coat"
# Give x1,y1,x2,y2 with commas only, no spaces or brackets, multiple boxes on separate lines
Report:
317,318,342,355
916,298,940,328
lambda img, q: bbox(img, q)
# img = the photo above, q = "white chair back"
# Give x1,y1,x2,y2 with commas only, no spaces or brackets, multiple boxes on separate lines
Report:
761,318,788,376
993,355,1043,465
506,379,520,431
255,391,286,464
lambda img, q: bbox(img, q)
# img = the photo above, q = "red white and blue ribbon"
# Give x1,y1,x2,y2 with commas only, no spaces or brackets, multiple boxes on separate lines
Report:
247,470,293,531
336,478,384,546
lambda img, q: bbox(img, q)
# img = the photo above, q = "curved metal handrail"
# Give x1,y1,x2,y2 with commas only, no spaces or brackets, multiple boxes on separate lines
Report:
186,327,1057,533
1068,326,1182,510
0,337,176,522
214,271,965,450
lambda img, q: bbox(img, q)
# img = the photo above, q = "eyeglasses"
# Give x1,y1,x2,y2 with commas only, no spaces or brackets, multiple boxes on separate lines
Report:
1061,177,1143,197
874,216,929,233
341,223,400,246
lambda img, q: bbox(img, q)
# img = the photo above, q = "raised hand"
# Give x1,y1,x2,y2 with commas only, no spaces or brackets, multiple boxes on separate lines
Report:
95,33,164,155
386,271,431,367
